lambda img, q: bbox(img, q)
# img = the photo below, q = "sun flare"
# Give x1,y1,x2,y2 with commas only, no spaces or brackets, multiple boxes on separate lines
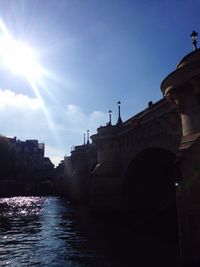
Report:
0,36,41,82
0,19,43,83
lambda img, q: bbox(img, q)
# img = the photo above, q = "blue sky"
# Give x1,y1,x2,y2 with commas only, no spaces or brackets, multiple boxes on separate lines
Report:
0,0,199,165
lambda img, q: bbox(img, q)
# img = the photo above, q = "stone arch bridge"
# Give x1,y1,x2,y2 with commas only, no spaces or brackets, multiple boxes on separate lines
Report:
90,98,181,214
63,47,200,264
65,98,182,216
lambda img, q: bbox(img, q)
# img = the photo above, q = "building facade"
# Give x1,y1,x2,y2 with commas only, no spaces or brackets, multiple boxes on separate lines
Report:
0,136,54,196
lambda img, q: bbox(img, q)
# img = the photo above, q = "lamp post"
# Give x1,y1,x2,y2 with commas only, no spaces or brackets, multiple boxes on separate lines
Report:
83,133,86,145
191,30,198,51
87,130,90,145
108,110,112,125
117,101,122,125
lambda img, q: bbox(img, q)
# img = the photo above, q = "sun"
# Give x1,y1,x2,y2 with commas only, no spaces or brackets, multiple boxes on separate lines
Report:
0,36,41,82
0,19,42,83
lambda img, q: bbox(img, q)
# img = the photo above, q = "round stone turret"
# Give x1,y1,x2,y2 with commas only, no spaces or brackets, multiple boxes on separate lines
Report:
91,124,120,164
161,48,200,136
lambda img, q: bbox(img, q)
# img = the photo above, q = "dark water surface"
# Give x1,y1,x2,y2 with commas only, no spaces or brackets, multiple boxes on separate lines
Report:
0,197,180,267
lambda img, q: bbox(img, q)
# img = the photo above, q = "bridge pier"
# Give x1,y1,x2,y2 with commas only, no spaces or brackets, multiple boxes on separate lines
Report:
89,163,123,213
68,144,97,204
161,48,200,265
90,125,123,212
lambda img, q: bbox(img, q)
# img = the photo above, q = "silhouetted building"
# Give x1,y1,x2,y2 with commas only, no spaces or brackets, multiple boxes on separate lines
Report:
15,139,44,170
0,135,54,196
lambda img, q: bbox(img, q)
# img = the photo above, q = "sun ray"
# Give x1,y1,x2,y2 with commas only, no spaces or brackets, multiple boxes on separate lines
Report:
37,79,66,113
0,19,62,144
28,80,59,140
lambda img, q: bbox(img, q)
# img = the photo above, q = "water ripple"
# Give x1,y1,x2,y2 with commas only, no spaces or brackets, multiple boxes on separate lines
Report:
0,197,108,267
0,196,180,267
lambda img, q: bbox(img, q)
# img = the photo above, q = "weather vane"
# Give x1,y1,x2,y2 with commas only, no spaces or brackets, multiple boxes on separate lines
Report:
191,31,198,51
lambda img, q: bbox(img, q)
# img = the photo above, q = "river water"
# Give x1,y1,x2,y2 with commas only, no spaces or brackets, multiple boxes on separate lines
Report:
0,197,180,267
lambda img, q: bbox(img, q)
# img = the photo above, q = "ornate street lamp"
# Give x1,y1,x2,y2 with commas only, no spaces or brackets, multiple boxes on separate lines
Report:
108,110,112,125
87,130,90,145
83,133,86,145
117,101,122,125
191,30,198,51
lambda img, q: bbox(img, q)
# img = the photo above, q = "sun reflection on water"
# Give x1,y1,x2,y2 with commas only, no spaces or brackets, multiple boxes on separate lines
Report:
0,197,108,266
0,196,43,217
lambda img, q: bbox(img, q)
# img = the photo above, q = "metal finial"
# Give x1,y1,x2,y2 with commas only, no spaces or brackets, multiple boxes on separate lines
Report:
191,30,198,51
108,110,112,125
117,101,122,125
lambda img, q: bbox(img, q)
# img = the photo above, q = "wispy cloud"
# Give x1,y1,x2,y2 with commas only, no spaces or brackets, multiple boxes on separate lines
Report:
0,89,47,139
0,89,43,110
0,89,108,166
65,104,107,134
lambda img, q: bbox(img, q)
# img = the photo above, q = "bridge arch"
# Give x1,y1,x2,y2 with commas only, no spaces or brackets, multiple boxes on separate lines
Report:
123,147,178,230
122,131,180,173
